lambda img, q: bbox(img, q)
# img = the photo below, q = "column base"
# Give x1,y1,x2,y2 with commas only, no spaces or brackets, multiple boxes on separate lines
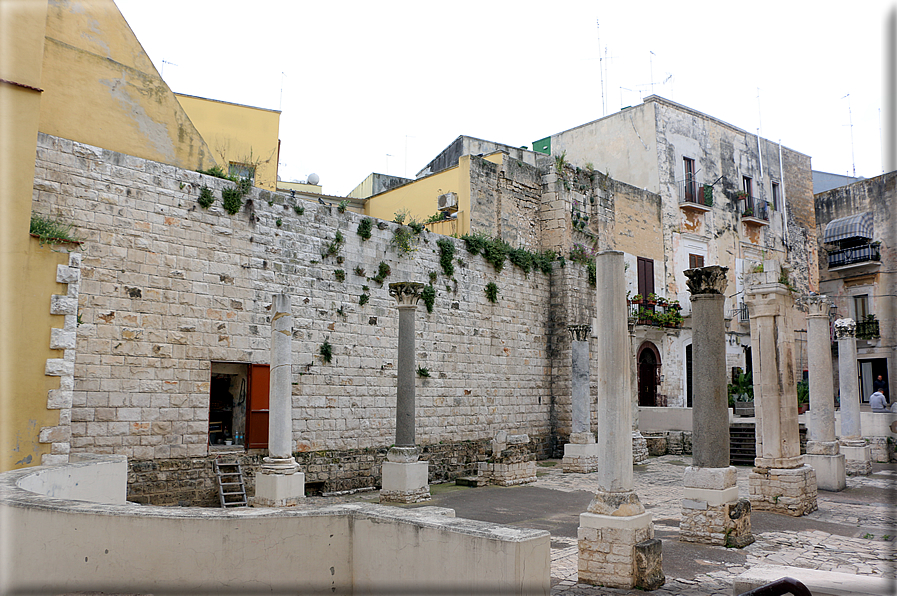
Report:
840,442,872,476
578,511,663,590
749,465,818,516
680,467,753,547
251,471,305,507
563,442,600,474
380,460,431,503
632,431,648,465
804,454,846,491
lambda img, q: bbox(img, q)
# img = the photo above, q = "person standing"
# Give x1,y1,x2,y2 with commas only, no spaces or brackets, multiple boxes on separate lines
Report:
873,374,888,400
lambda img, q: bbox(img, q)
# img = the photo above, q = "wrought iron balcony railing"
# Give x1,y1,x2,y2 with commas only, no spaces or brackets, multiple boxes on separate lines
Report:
827,243,881,268
856,318,880,340
739,196,769,221
679,180,712,207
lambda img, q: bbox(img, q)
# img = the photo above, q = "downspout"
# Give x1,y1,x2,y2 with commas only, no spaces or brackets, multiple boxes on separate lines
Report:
778,141,789,257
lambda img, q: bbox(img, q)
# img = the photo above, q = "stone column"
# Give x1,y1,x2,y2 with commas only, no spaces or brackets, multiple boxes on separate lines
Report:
835,318,872,475
563,325,599,473
380,282,431,503
804,296,846,490
253,293,305,507
578,251,663,591
679,266,753,547
745,260,817,516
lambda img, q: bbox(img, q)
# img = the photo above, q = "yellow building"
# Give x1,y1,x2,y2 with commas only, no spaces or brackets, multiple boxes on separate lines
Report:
176,94,281,191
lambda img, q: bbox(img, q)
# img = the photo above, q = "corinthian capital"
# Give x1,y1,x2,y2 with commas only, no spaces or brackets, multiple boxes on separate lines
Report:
803,294,832,317
567,325,592,342
389,281,425,307
685,265,729,295
834,318,856,340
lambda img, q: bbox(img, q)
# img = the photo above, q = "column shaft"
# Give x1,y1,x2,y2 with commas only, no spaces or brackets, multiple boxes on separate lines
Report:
571,339,590,435
269,294,293,460
807,310,835,443
837,325,861,440
396,306,416,447
690,293,729,468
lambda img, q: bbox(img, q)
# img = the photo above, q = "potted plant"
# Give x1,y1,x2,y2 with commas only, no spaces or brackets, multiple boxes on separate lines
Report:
636,307,654,325
645,293,658,305
631,294,644,304
736,190,749,200
655,296,668,308
668,300,681,311
728,371,754,416
796,380,810,413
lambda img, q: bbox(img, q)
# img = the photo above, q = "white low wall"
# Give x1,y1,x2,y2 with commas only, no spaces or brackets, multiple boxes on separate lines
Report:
639,407,735,432
15,453,127,504
833,411,897,438
0,456,550,595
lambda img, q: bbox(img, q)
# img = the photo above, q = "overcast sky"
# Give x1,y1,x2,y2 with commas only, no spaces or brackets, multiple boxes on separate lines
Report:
116,0,893,197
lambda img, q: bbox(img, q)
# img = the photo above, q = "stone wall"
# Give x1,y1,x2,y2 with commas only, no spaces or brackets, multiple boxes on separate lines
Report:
31,133,555,499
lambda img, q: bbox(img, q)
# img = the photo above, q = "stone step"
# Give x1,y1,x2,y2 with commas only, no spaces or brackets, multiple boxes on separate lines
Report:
455,476,482,487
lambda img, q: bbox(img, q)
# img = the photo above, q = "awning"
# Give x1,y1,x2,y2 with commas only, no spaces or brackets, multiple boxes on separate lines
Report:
823,212,873,243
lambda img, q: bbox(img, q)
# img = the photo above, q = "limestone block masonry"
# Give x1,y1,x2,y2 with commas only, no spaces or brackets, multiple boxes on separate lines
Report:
578,512,661,590
30,133,559,498
42,252,82,465
478,434,537,486
749,465,818,516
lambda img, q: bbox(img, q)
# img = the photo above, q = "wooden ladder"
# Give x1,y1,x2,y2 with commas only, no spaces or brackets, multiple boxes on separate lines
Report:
215,460,247,508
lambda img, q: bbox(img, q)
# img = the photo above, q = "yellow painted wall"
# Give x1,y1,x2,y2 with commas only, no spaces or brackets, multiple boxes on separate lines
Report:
1,0,69,471
38,0,215,170
278,181,323,195
176,94,281,191
365,155,477,235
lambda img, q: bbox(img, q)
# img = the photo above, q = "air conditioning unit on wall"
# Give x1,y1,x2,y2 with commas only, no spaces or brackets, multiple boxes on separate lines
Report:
437,191,458,212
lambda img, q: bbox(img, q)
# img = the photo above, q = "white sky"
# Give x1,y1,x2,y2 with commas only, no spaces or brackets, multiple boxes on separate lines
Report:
115,0,894,197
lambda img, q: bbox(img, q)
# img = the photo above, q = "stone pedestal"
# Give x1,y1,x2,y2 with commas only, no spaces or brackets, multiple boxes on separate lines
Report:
479,432,537,486
680,466,753,547
253,293,305,507
748,465,818,516
578,252,662,591
835,318,871,476
745,261,817,516
381,283,431,503
804,295,846,491
380,446,431,503
840,440,873,476
563,432,600,473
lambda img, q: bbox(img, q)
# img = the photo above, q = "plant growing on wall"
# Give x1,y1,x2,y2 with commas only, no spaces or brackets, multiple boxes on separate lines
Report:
485,282,499,303
221,186,244,215
198,186,215,209
334,269,346,282
393,209,409,224
436,238,455,276
357,218,373,240
408,218,425,234
319,340,333,364
416,366,431,378
337,200,349,213
354,265,366,277
29,213,80,245
324,231,345,258
392,226,417,256
294,204,305,215
276,218,283,227
359,292,370,306
372,261,391,284
421,284,436,313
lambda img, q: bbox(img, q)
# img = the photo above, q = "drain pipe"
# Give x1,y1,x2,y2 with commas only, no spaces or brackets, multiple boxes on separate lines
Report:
778,141,789,257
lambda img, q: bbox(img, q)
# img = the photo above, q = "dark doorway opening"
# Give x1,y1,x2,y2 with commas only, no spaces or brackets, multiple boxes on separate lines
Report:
685,344,693,408
638,342,661,407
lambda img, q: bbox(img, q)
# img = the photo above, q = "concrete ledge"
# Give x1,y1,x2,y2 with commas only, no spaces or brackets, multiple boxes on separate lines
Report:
732,565,894,596
1,455,550,595
580,511,653,530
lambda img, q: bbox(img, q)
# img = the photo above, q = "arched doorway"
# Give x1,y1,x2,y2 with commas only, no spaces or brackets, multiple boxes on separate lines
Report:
637,342,661,407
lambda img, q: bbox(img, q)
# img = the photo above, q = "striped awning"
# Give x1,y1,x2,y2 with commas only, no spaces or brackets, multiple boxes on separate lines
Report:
823,212,873,243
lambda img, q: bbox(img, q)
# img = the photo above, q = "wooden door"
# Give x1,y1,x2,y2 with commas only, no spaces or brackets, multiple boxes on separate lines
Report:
637,257,654,299
245,364,270,449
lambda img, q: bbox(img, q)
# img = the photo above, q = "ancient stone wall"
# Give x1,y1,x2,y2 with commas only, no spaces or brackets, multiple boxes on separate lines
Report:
31,133,554,500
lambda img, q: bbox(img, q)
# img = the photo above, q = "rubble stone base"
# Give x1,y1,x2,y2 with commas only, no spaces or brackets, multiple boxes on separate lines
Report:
477,460,537,486
749,465,817,516
578,511,662,590
380,461,430,503
562,442,600,474
251,471,305,507
841,444,872,476
680,494,753,547
632,432,648,465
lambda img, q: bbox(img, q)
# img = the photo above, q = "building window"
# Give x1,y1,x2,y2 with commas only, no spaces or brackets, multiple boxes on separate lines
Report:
683,157,696,201
637,257,655,299
689,254,705,269
771,181,780,211
209,362,269,449
742,176,753,198
229,162,256,181
854,294,869,320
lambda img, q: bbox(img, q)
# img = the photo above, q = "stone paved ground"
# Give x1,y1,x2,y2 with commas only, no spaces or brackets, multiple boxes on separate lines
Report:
539,455,896,595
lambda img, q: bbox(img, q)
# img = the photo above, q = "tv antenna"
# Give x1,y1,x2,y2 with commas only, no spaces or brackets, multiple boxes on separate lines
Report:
161,60,177,77
597,20,606,116
842,93,856,177
279,72,287,110
649,51,655,94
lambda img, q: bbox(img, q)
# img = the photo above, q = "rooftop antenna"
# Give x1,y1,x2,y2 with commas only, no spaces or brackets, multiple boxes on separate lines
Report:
161,60,177,77
386,154,393,175
279,72,287,110
757,87,762,136
649,51,655,95
842,93,856,177
596,19,605,116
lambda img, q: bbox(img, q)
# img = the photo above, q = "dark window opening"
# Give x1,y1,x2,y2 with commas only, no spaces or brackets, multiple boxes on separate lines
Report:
689,254,705,269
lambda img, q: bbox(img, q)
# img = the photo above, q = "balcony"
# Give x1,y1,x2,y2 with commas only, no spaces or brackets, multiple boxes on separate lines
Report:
827,243,880,269
856,316,880,340
738,195,769,225
628,297,684,329
679,180,712,212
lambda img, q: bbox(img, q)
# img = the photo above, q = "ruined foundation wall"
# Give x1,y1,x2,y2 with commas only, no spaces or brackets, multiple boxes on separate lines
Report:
32,134,553,501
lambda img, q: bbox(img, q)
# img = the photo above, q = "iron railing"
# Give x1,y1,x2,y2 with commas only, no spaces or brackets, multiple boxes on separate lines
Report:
827,243,880,268
740,196,769,221
856,318,880,340
679,180,712,206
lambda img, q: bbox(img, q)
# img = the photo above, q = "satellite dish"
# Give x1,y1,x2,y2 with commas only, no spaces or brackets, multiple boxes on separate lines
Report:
307,173,320,185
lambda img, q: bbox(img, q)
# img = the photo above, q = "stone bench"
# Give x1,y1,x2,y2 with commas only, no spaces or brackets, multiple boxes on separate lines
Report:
733,565,893,596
